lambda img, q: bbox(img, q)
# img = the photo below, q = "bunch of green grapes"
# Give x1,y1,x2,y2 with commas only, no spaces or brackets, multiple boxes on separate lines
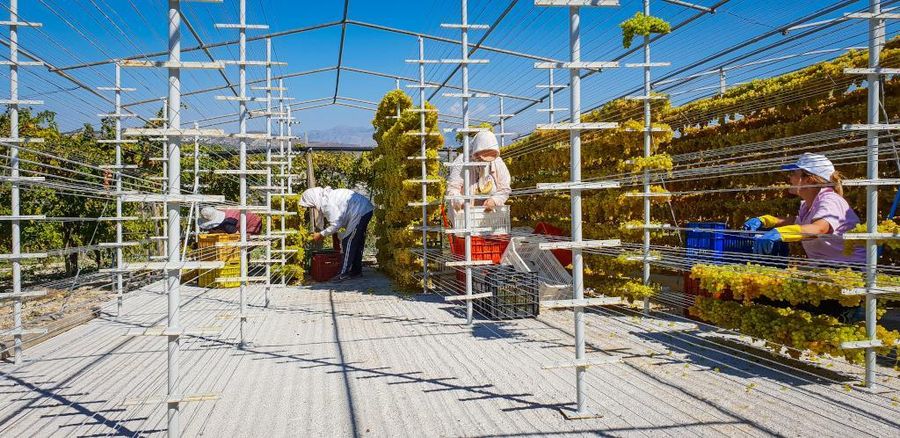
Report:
690,297,899,363
619,12,672,49
845,219,900,255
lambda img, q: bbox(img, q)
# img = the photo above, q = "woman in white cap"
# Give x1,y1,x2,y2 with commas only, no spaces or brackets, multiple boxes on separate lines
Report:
743,152,865,264
299,186,374,281
446,130,511,212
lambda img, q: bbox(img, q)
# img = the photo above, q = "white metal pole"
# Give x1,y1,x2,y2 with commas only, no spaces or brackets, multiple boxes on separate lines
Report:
718,67,726,96
461,0,474,326
264,37,273,307
193,121,201,242
499,97,506,149
642,0,652,316
165,1,182,435
549,70,556,124
8,0,22,365
278,79,287,286
114,64,125,317
863,0,884,389
238,0,249,347
418,36,429,294
568,4,587,416
160,99,170,261
287,112,295,195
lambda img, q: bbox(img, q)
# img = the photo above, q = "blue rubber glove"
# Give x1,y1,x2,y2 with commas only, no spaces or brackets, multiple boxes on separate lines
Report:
743,217,763,231
753,228,782,255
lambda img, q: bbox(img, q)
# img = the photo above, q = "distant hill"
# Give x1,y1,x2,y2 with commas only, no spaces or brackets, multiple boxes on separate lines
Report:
306,125,375,147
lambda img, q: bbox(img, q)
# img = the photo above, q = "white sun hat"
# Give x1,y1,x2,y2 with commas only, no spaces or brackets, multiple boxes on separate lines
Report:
781,152,835,181
471,130,499,159
198,206,226,230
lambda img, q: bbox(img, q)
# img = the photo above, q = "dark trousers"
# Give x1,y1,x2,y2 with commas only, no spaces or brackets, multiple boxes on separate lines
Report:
340,211,372,276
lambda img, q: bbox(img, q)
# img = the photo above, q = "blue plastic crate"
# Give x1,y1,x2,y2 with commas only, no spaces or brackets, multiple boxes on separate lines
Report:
722,232,789,267
685,222,727,264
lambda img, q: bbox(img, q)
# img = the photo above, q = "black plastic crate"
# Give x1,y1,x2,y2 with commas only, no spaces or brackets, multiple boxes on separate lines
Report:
472,265,539,320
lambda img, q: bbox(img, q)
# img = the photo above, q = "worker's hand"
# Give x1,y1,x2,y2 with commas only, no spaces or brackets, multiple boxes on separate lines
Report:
483,198,497,212
311,232,324,242
752,228,782,255
743,217,763,231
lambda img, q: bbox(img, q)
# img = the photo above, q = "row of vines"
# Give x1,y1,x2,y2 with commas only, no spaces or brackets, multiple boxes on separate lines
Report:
368,90,445,291
501,40,900,363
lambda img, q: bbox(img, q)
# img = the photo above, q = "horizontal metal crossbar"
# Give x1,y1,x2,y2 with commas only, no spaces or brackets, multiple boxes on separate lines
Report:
0,99,43,105
624,95,668,100
442,92,492,98
121,194,226,204
101,261,225,272
538,239,621,250
624,62,671,68
124,128,226,137
536,181,619,191
536,122,618,130
534,0,619,7
0,176,45,183
842,124,900,131
215,23,269,30
0,137,44,143
535,61,618,69
0,20,43,27
843,67,900,75
843,178,900,186
216,276,269,283
0,290,47,301
444,260,493,267
439,59,490,65
843,232,900,240
0,327,49,337
213,169,268,175
215,241,271,248
0,252,48,261
442,161,490,167
840,339,883,349
0,60,42,67
0,215,46,220
541,297,622,309
842,286,900,296
120,60,225,69
443,292,492,302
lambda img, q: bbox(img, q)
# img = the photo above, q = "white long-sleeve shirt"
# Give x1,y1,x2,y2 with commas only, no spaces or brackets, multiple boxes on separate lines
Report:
445,156,511,206
318,189,374,239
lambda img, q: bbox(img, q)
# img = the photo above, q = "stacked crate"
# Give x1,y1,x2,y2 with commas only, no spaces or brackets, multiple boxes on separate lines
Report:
198,233,241,288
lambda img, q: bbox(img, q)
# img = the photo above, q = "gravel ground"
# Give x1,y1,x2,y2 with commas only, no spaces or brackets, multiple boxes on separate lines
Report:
0,269,898,437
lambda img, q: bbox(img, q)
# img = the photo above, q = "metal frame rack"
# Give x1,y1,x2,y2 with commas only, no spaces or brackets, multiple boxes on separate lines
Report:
0,0,48,366
532,0,624,420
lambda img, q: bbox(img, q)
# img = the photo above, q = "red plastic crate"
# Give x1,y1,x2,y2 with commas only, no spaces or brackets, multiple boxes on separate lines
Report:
311,251,343,282
533,222,572,267
449,235,510,283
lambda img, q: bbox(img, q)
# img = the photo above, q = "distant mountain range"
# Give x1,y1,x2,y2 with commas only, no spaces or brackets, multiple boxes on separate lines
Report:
306,125,375,147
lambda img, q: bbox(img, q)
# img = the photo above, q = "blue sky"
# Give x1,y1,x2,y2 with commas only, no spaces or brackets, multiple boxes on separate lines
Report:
5,0,897,142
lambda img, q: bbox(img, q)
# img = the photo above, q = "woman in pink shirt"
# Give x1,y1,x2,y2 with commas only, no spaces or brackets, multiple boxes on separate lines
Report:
743,153,865,264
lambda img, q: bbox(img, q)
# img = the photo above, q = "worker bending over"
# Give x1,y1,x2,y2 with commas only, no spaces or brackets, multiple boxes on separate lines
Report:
446,131,511,212
300,187,374,281
199,206,262,235
743,152,865,264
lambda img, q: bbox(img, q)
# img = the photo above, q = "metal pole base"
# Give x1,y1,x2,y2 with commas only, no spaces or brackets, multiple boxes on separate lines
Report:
560,408,603,420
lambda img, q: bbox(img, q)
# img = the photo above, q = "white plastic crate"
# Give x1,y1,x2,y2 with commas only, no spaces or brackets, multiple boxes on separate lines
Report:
447,204,510,234
501,236,573,301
